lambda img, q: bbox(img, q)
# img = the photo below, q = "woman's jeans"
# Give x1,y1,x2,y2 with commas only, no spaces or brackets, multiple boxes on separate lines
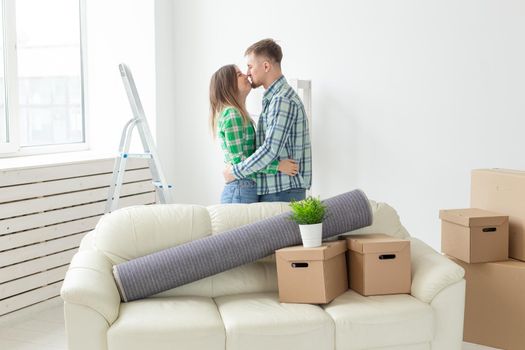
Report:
259,188,306,202
220,179,258,204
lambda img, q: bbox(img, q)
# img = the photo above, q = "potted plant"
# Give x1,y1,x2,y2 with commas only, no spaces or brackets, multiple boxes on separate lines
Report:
289,196,327,248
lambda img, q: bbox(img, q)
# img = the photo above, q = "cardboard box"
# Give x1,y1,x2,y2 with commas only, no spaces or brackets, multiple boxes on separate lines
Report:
471,168,525,261
439,208,508,263
450,257,525,350
345,234,411,296
275,240,348,304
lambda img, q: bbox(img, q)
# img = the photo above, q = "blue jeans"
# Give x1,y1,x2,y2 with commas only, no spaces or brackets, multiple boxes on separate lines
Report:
220,179,258,204
259,188,306,202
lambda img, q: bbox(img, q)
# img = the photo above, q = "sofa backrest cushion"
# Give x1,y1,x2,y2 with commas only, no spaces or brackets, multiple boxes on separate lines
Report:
206,200,409,240
168,202,290,297
207,202,291,234
206,202,291,264
346,200,410,239
94,204,211,264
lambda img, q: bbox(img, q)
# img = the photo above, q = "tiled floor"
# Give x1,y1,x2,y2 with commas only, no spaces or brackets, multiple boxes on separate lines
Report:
0,298,500,350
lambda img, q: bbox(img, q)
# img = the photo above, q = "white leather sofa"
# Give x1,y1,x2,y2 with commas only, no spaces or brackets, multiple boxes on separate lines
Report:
61,200,466,350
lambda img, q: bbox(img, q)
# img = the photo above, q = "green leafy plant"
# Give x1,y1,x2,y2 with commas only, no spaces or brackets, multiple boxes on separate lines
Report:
289,196,327,225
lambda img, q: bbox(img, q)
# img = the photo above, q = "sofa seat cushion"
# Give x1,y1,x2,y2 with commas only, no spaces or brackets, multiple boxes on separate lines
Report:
214,292,334,350
323,290,434,350
107,296,225,350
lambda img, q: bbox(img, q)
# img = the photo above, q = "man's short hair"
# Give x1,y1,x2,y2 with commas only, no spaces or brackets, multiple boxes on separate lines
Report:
245,39,283,65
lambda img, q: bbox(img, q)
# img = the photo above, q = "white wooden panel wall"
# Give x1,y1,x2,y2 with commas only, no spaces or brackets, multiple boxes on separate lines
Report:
0,158,156,316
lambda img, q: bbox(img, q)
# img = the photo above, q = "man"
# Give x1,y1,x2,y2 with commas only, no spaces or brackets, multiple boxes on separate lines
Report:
223,39,312,202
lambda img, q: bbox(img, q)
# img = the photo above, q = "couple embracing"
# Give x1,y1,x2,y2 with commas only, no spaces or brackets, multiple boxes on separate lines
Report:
209,39,312,204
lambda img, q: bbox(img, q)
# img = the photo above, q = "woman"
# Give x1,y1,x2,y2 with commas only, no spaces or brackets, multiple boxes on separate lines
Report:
209,64,298,203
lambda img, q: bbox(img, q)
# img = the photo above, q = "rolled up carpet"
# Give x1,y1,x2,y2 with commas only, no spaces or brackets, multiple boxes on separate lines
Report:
113,189,372,302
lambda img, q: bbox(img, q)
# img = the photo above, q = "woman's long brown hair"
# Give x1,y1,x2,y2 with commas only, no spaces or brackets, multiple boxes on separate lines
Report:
209,65,252,137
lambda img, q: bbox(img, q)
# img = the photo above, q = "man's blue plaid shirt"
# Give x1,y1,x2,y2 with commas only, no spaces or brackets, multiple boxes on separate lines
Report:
232,76,312,195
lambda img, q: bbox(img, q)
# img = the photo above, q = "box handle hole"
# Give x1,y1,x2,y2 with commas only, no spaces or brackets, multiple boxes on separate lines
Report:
291,262,309,268
379,254,396,260
482,227,497,232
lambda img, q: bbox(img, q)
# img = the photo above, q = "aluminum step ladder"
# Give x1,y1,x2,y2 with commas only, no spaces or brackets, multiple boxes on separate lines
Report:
105,63,173,214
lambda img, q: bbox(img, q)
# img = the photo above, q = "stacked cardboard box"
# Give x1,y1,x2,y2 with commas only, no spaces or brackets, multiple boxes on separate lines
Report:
471,169,525,261
451,257,525,350
440,208,508,263
441,169,525,350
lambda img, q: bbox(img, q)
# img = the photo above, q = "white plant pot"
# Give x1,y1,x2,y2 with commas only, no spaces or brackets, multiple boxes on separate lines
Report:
299,223,323,248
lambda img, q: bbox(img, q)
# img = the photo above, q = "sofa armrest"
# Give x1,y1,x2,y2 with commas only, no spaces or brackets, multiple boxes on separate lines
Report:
409,237,465,303
61,249,121,325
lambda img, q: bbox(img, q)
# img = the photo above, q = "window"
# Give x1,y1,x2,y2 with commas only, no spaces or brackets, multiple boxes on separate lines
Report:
0,0,86,155
0,1,9,147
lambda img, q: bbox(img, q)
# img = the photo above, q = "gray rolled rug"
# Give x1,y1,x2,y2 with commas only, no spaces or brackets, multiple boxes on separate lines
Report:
113,189,372,302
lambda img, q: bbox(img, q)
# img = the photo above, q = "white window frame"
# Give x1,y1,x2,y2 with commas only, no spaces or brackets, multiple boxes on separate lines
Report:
0,0,18,153
0,0,88,157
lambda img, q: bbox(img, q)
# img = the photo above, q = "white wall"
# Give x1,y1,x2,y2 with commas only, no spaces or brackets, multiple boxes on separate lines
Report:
86,0,155,154
155,0,525,250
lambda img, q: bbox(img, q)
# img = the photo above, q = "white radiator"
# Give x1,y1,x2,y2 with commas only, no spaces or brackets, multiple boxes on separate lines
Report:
0,157,156,316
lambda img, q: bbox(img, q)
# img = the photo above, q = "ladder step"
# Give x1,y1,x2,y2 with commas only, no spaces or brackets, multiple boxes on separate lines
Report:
121,153,153,159
152,181,173,189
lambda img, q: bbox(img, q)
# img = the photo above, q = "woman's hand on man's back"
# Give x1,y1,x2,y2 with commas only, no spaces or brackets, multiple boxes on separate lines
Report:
278,159,299,176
